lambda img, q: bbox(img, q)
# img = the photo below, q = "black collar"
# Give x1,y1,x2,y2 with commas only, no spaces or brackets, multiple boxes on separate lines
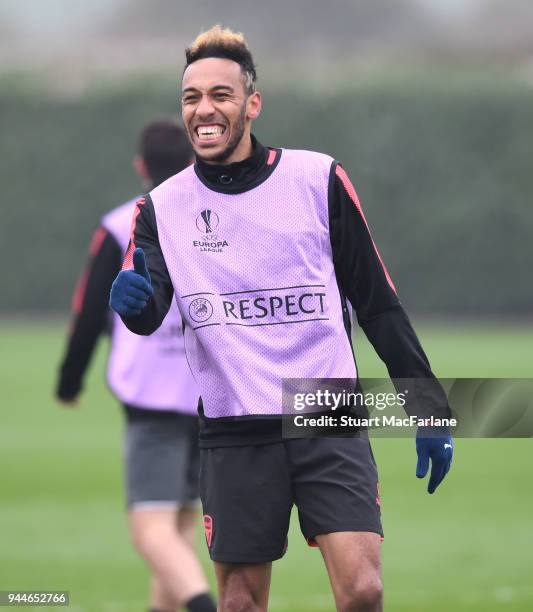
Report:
194,135,279,194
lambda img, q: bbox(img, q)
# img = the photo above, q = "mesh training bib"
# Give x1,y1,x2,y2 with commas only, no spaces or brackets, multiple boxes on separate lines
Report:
150,149,357,418
102,198,199,413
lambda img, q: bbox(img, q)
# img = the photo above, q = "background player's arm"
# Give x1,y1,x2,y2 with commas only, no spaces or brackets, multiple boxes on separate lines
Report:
329,162,449,418
119,195,174,335
56,228,122,402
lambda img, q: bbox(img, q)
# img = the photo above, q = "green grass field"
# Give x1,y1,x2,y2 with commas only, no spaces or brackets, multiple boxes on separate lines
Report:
1,319,532,611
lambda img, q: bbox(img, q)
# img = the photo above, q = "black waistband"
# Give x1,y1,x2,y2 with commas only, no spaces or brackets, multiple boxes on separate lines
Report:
198,412,283,448
197,405,368,448
123,404,198,423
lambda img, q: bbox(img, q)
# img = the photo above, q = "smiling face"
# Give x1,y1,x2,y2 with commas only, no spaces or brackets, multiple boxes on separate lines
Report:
181,57,261,164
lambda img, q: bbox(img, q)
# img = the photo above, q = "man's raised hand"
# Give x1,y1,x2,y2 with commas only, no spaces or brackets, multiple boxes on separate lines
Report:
110,248,153,316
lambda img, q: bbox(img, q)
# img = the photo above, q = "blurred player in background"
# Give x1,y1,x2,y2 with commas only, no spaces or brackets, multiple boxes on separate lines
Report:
56,120,216,612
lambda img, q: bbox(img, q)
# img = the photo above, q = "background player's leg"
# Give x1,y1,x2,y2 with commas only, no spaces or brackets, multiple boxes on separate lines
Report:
316,532,383,612
148,575,175,611
125,412,215,610
129,507,211,608
177,505,199,549
214,562,272,612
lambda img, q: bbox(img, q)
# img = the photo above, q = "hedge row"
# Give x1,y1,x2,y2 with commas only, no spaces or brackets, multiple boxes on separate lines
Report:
1,75,532,315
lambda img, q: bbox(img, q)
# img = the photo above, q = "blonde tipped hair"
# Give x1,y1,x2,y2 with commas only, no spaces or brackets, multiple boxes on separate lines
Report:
185,25,257,94
188,25,248,56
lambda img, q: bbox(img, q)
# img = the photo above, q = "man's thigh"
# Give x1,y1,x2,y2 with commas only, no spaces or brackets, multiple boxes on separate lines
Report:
200,443,292,563
288,435,383,544
316,531,383,611
215,561,272,612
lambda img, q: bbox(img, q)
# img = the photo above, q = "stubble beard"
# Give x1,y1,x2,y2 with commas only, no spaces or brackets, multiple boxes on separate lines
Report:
194,104,247,164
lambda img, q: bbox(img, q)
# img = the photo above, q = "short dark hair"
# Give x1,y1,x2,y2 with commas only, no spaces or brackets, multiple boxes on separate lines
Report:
184,25,257,94
139,119,192,186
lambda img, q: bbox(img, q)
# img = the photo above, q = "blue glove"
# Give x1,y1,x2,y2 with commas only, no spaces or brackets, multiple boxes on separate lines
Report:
110,248,153,316
416,426,453,494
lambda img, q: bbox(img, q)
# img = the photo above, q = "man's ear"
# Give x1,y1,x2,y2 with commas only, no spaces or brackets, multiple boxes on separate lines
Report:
246,91,262,121
133,155,150,181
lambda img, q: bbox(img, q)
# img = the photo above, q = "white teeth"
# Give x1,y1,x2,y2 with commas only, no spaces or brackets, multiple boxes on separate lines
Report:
196,125,225,139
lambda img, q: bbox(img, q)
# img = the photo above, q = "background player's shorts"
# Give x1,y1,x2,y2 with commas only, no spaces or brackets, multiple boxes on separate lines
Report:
123,406,200,509
200,436,382,563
